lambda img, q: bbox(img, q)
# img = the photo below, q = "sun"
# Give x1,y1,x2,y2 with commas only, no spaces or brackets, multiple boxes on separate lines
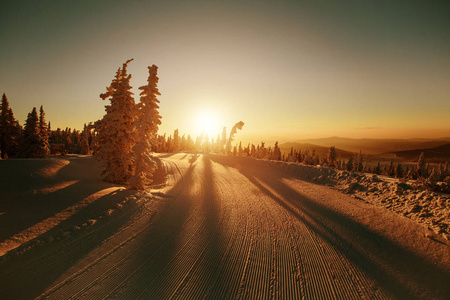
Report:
195,110,221,137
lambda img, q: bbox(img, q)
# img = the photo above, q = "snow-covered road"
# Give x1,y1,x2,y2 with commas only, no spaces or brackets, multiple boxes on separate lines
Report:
1,153,449,299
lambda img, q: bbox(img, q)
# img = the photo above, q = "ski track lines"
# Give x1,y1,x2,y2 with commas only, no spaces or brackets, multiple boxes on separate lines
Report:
252,178,381,300
32,153,440,299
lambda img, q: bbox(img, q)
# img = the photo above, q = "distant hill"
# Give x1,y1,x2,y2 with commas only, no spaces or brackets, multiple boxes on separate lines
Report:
279,142,354,159
388,143,450,162
292,137,450,155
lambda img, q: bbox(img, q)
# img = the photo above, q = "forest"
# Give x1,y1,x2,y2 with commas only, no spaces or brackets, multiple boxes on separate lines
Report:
1,60,448,193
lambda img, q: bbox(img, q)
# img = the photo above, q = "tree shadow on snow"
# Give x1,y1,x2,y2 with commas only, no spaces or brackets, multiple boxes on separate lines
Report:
209,154,450,299
93,161,199,299
0,156,168,299
0,187,143,299
0,157,116,243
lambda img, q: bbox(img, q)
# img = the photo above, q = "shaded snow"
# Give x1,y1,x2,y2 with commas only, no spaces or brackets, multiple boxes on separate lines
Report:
240,156,450,242
0,153,449,299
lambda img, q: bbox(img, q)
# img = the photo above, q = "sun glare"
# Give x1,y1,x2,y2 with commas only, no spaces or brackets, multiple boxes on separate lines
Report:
195,110,221,137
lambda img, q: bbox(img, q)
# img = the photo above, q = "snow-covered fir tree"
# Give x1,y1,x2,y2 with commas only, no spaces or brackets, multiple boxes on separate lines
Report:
39,105,49,155
173,129,179,151
226,121,244,154
96,59,137,184
327,146,337,168
395,163,404,179
129,65,162,190
374,162,381,175
0,93,22,158
80,126,90,155
272,141,281,160
21,107,46,158
416,152,427,178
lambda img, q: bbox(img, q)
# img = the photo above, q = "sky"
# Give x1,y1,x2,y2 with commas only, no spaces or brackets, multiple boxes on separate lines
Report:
1,0,449,144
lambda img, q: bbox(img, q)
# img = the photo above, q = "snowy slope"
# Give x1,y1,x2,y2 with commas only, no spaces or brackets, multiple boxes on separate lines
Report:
0,153,448,299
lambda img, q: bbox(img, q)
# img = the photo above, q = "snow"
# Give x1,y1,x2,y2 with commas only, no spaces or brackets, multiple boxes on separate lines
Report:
0,153,449,299
0,155,129,256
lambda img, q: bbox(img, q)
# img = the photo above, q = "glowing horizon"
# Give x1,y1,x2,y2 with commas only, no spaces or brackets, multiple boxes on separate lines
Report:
1,1,449,141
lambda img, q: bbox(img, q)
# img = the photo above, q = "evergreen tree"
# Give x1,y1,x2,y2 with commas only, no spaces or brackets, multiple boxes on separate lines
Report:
395,163,404,179
0,93,11,158
387,159,395,176
70,130,81,153
250,144,256,157
39,105,49,155
353,151,363,172
81,129,90,155
21,107,46,158
96,59,137,184
180,134,187,151
374,162,381,175
129,64,162,190
382,164,387,175
0,93,22,158
187,135,194,151
273,141,281,160
8,108,22,157
346,156,354,171
64,128,73,152
416,152,427,178
327,146,337,168
427,167,439,186
194,134,202,151
173,129,179,151
226,121,244,154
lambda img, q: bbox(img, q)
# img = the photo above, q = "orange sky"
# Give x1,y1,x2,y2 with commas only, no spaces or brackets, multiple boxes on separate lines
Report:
1,1,449,142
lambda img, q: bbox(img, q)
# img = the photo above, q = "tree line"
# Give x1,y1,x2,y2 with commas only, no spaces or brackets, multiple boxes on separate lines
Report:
217,140,449,192
152,129,448,192
0,93,96,158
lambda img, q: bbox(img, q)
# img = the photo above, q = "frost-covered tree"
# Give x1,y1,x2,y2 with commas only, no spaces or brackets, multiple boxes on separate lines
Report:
39,105,49,155
353,151,363,172
173,129,179,151
272,141,281,160
416,152,427,178
96,59,137,184
374,161,381,175
80,129,90,155
327,146,337,168
79,123,91,155
0,94,22,158
226,121,244,154
346,156,354,171
129,64,162,190
0,93,11,158
387,159,395,176
187,134,194,151
395,163,404,179
21,107,46,158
